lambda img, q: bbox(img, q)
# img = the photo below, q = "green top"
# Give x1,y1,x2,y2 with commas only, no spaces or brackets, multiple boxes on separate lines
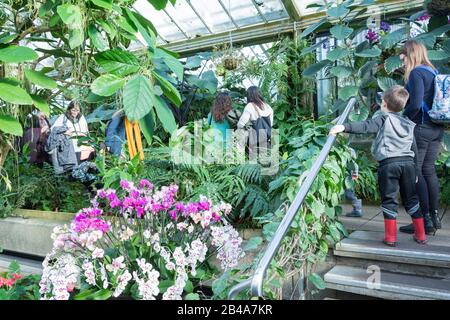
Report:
207,113,231,146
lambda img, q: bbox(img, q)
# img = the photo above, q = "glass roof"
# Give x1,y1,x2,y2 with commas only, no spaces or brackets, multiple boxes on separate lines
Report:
133,0,290,44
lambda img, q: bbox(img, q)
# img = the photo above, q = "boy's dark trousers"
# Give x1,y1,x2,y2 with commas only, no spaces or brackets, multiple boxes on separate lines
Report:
378,157,421,220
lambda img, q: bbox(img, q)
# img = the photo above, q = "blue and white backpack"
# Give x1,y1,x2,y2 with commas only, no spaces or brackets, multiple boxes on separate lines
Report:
414,65,450,125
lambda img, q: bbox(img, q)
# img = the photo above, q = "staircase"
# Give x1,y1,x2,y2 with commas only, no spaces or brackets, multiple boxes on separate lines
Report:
324,230,450,300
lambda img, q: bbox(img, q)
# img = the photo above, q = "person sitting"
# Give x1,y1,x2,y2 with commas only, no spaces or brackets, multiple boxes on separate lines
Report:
22,111,51,166
207,92,233,148
51,101,95,164
105,110,126,157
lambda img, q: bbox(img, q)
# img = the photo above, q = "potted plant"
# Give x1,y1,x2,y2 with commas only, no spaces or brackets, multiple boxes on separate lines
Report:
39,179,245,300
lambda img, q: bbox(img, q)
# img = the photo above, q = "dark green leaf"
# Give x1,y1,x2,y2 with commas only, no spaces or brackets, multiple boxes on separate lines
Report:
384,56,402,74
147,0,169,10
379,27,406,49
339,85,359,100
300,18,328,38
88,24,108,51
329,65,353,78
377,77,397,91
31,94,50,115
153,94,177,134
327,5,350,18
139,111,155,144
428,50,450,61
95,49,140,77
302,60,332,77
355,47,381,58
327,48,351,61
152,71,181,106
91,0,112,10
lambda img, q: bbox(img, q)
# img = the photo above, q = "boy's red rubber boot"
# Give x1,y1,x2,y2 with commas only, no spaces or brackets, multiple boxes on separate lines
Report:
412,217,427,244
383,219,397,247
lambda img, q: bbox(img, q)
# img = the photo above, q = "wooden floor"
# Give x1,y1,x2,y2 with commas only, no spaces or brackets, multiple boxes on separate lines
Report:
339,203,450,238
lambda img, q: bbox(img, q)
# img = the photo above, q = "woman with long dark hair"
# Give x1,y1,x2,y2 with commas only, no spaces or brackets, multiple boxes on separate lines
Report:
51,101,95,162
207,92,233,145
399,40,444,235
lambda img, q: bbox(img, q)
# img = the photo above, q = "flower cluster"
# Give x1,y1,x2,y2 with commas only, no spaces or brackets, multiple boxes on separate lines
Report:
0,273,21,289
365,29,379,43
417,13,430,21
40,179,244,300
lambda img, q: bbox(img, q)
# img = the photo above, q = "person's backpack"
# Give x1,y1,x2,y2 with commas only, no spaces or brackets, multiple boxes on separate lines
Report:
250,103,271,145
415,65,450,125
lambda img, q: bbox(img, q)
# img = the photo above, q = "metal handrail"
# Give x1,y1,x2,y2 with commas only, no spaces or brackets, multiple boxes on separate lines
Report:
228,97,357,299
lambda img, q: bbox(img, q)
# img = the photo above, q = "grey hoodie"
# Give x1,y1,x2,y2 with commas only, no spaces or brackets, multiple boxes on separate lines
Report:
343,112,416,162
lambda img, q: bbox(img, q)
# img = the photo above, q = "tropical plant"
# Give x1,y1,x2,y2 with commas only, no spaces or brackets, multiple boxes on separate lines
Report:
0,260,41,300
0,0,182,170
39,179,244,300
300,0,450,122
212,118,356,299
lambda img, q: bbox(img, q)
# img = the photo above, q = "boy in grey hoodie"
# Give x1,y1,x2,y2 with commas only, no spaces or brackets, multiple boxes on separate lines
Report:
330,85,426,246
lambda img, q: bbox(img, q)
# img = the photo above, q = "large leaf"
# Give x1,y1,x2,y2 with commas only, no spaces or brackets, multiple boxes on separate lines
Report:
153,95,177,134
327,48,351,61
384,56,402,74
355,47,381,58
330,66,353,78
327,5,350,18
152,71,181,107
24,69,57,89
429,24,450,37
0,83,33,104
123,75,153,121
428,50,450,61
377,77,397,91
0,33,17,44
414,34,436,49
124,8,156,48
0,115,23,136
302,60,332,77
88,24,108,51
330,25,353,40
139,111,155,144
380,27,406,49
339,85,359,100
57,4,82,28
349,104,369,121
358,61,377,79
91,0,112,10
155,48,183,81
0,46,38,63
300,18,327,38
95,49,140,77
91,74,125,96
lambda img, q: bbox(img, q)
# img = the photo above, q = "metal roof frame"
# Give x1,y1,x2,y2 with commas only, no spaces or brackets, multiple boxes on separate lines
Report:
158,0,423,57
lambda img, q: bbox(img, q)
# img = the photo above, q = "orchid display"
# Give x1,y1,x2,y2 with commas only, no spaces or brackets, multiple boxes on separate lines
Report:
39,179,244,300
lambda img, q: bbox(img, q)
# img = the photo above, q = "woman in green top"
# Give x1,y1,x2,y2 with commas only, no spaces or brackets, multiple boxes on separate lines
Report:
207,92,232,147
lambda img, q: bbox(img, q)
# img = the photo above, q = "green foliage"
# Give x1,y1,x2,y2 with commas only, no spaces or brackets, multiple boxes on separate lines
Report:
0,261,41,300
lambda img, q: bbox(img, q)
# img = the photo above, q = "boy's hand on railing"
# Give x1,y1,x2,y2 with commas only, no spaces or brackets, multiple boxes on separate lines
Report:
329,125,345,136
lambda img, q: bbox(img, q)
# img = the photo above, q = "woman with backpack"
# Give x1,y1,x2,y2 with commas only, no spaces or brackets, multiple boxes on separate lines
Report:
399,40,444,235
237,86,273,154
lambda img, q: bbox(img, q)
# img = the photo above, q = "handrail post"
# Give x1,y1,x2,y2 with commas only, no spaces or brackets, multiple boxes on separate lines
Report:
228,97,357,299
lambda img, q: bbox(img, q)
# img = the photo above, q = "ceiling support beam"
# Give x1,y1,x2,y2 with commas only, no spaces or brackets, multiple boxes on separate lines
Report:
163,8,189,39
280,0,302,21
186,0,214,34
250,0,269,24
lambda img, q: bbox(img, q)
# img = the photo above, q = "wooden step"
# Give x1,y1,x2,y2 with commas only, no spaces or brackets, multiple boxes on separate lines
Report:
334,231,450,268
325,265,450,300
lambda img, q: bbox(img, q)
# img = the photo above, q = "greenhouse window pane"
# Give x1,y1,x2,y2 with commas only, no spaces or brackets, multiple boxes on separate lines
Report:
256,0,288,21
227,0,263,27
190,0,236,32
133,0,186,42
165,1,210,37
292,0,322,17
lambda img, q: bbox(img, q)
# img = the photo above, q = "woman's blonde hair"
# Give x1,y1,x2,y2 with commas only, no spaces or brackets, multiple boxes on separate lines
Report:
401,40,435,82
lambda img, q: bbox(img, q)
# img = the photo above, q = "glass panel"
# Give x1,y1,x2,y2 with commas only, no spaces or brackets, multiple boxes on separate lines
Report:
292,0,322,17
190,0,236,33
133,0,186,42
165,1,210,37
226,0,263,27
257,0,288,21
